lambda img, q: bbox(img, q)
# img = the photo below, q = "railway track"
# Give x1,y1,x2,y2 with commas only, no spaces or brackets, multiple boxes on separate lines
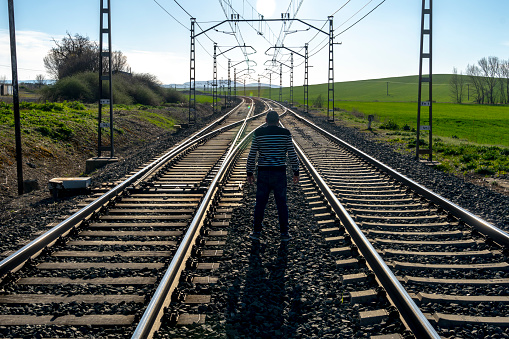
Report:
1,99,507,338
281,108,509,337
0,97,271,338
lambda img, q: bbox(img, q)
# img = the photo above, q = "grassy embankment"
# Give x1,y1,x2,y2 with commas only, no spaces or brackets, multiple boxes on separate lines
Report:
259,75,509,177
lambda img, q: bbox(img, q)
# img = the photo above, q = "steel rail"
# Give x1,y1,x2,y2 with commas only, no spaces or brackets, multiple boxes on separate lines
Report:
132,113,261,339
131,98,247,187
226,98,256,158
291,138,440,339
0,100,248,280
290,110,509,247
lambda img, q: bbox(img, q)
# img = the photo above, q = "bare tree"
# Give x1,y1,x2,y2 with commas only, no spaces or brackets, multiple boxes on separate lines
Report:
502,59,509,104
478,56,500,104
0,75,6,84
35,74,45,88
466,64,485,104
497,59,509,104
449,67,465,103
111,51,129,74
44,32,99,80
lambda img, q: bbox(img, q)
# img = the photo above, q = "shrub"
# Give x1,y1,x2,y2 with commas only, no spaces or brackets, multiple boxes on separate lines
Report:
475,166,495,175
132,86,160,106
313,94,324,108
460,154,479,163
163,88,184,103
380,119,399,130
40,71,180,106
41,74,95,102
55,125,74,140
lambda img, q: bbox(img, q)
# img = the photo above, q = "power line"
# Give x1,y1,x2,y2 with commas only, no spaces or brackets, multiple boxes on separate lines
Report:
335,0,387,37
0,65,45,72
308,0,387,58
336,0,374,30
331,0,353,16
172,0,193,18
152,0,188,30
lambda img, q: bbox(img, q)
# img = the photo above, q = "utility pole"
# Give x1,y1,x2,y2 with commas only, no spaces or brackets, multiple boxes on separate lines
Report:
98,0,114,157
234,68,237,99
227,59,231,107
416,0,433,161
212,43,218,114
327,15,335,122
8,0,23,195
269,73,272,100
266,45,307,110
289,53,294,106
216,45,255,103
304,43,309,113
258,77,261,97
189,18,197,124
192,17,328,112
279,62,283,102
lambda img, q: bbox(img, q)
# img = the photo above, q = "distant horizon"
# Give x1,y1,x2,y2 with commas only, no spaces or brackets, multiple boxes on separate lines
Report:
9,73,454,87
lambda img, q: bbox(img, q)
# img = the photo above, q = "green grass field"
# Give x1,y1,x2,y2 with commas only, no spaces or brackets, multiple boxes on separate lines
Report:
260,74,457,103
331,101,509,147
255,74,508,147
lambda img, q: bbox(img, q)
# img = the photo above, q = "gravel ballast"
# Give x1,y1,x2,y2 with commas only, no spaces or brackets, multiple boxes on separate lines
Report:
0,106,508,338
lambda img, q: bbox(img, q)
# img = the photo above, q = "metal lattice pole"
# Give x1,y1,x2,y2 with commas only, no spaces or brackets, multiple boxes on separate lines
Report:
279,63,282,102
304,43,309,114
327,16,335,121
269,73,272,100
189,18,196,124
290,53,294,106
234,68,237,99
98,0,114,157
213,43,218,114
227,59,231,106
416,0,433,161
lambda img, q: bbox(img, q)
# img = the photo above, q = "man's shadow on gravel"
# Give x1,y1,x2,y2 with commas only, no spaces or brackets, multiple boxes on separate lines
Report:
228,240,291,338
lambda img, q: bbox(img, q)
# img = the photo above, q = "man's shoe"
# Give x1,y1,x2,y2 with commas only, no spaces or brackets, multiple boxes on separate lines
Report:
249,232,261,241
281,232,292,242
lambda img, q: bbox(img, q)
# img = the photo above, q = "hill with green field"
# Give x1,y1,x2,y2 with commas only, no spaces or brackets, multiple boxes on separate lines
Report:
260,74,458,103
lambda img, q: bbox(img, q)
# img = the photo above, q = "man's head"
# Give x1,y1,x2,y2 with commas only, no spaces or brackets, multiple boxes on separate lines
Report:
266,110,279,125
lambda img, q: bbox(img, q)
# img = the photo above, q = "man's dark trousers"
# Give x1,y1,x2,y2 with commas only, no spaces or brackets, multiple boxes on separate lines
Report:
253,170,289,234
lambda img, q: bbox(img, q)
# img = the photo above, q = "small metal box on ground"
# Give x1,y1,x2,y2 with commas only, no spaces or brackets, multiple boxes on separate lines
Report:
85,156,118,174
48,177,91,198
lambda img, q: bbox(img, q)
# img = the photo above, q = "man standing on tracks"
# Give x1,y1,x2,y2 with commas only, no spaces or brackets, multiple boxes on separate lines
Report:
246,110,299,242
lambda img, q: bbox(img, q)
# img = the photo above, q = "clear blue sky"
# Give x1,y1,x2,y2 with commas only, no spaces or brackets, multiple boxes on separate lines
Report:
1,0,508,86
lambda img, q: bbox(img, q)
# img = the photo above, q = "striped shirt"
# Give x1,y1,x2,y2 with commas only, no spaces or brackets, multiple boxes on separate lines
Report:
246,125,299,176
